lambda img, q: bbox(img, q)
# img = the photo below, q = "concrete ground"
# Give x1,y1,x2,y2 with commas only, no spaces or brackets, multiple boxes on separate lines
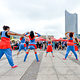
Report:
0,49,80,80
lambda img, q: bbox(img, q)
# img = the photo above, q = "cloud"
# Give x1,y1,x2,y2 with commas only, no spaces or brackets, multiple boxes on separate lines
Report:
0,0,80,38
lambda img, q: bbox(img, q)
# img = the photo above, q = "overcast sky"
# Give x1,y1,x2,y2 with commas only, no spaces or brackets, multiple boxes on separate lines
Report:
0,0,80,38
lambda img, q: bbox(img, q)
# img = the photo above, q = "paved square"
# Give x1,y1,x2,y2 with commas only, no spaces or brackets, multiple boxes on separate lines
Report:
0,50,80,80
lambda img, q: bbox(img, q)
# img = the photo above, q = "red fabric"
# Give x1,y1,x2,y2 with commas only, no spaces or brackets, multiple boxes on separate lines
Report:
20,37,22,40
36,35,38,37
39,46,42,49
68,40,73,42
67,42,74,46
35,52,37,54
74,45,78,51
46,45,53,52
29,35,35,40
26,52,29,54
35,37,45,41
35,32,37,34
13,46,17,50
57,38,67,41
51,37,57,41
48,41,51,44
57,38,64,41
67,40,74,46
24,43,26,47
0,37,12,50
74,43,78,51
29,44,37,49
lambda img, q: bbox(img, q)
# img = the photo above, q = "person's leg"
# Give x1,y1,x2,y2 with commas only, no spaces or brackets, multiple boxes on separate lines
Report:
45,52,48,57
17,45,22,55
0,49,4,60
24,49,30,62
58,45,59,50
4,48,15,67
51,51,54,57
24,47,27,52
71,46,78,60
53,45,55,50
64,46,71,59
61,46,63,50
34,49,40,62
55,45,56,49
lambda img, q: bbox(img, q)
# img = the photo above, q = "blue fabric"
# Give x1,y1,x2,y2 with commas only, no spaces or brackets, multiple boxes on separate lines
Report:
25,32,29,35
53,42,55,46
74,42,77,45
28,37,36,50
29,39,35,44
46,51,53,53
69,37,73,40
53,42,55,49
24,54,28,62
48,44,51,45
37,33,41,37
1,31,9,38
28,45,35,50
21,38,25,43
19,43,26,52
35,53,39,62
67,33,69,36
0,48,14,66
24,52,39,62
65,46,78,59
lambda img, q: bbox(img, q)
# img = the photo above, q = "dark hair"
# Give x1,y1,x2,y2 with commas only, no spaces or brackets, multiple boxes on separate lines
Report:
48,37,51,40
30,31,34,38
75,38,78,43
3,25,10,30
21,36,24,39
69,32,73,37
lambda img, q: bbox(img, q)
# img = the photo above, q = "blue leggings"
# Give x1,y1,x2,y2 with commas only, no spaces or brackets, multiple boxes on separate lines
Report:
24,51,39,62
65,46,78,59
0,48,14,66
46,51,53,53
19,44,26,52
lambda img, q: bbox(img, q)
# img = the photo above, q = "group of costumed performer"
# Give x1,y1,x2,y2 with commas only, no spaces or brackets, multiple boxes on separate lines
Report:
0,26,24,68
45,37,54,57
24,31,41,62
63,32,78,60
17,35,27,55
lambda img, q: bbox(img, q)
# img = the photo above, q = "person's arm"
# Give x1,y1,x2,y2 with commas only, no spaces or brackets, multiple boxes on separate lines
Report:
65,32,70,39
0,32,1,35
72,32,74,39
51,39,52,45
7,31,24,36
46,38,48,41
35,32,41,37
77,42,79,45
25,32,29,37
76,40,79,45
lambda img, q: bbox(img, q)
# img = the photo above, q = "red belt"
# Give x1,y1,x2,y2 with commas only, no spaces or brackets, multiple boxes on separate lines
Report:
29,44,37,49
